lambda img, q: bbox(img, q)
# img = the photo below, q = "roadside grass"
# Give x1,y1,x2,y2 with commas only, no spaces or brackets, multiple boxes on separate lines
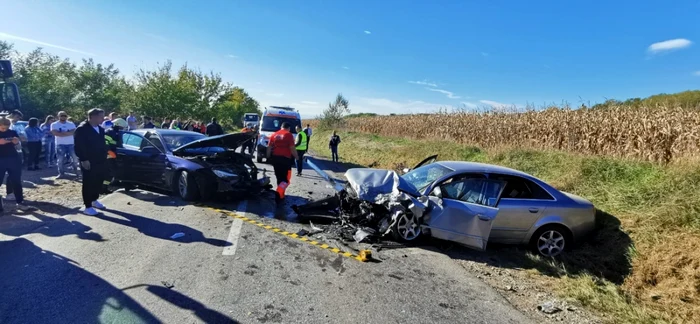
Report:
309,130,700,324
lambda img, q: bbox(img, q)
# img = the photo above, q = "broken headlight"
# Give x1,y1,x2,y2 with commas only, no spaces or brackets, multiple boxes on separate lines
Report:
213,169,240,181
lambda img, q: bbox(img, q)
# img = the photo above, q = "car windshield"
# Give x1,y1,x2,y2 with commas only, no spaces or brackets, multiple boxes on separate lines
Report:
161,133,207,151
244,115,258,121
401,163,453,193
261,117,300,133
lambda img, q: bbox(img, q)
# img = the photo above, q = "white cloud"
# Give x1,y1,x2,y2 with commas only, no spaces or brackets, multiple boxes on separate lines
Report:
342,66,350,70
647,38,692,54
408,80,438,87
300,101,319,105
481,52,489,57
694,71,700,76
0,32,95,56
355,97,455,114
427,88,460,99
364,30,372,35
265,93,284,97
226,54,238,59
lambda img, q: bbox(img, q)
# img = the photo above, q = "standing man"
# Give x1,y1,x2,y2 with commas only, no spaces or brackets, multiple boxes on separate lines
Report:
161,118,171,129
0,116,31,212
206,117,224,136
141,116,156,129
5,110,25,201
239,123,255,154
294,125,308,176
303,124,313,145
101,112,116,129
266,122,298,203
51,111,80,179
126,111,138,131
329,130,341,163
74,108,108,216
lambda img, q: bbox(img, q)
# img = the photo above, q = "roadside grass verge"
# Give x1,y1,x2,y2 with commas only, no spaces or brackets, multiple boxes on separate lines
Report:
309,130,700,324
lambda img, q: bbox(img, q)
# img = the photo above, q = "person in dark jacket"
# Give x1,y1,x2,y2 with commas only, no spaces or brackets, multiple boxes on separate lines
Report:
74,108,108,216
140,116,156,129
103,118,127,193
206,118,224,136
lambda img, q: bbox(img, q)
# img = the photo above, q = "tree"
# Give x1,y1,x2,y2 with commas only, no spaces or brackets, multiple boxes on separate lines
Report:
318,93,350,129
214,87,262,129
0,41,15,60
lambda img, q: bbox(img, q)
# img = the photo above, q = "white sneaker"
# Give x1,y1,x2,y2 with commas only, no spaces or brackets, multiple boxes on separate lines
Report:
16,203,31,211
5,193,16,201
92,201,106,210
83,207,99,216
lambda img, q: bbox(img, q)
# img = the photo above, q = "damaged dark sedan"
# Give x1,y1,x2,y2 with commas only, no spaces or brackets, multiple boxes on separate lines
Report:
114,129,270,201
294,155,596,257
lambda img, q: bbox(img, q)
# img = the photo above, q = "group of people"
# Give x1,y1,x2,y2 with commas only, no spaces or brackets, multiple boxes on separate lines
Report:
1,106,342,213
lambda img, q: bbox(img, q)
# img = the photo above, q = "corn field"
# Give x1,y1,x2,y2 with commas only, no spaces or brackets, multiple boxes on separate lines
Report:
309,104,700,163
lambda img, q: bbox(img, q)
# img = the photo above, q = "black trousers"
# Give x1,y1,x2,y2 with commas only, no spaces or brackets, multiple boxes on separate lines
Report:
81,162,106,208
295,150,306,174
269,155,292,185
27,141,42,168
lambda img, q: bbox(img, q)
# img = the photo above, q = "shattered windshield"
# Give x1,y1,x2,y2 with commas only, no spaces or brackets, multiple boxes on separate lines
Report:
401,163,453,193
162,133,207,151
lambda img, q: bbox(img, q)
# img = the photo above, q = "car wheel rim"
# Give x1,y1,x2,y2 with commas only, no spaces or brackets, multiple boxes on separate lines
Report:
396,213,421,240
537,230,565,257
178,172,188,197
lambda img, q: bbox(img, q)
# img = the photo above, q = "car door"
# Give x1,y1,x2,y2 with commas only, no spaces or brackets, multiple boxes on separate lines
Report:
488,174,555,243
412,154,438,170
116,132,167,186
423,176,506,251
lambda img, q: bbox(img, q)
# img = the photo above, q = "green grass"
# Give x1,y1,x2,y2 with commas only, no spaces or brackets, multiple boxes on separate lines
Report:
309,130,700,324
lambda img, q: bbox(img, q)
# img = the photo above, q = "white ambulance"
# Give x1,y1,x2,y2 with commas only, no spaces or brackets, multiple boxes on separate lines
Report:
256,106,302,163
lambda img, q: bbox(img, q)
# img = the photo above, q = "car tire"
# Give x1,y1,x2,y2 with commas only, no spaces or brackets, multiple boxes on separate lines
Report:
391,211,422,242
529,224,572,257
175,170,200,201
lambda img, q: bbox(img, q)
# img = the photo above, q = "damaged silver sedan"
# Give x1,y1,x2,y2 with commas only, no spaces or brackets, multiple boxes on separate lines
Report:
294,156,596,257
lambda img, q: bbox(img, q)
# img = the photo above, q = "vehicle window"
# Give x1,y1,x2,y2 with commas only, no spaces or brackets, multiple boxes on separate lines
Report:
123,133,143,148
441,178,484,203
121,133,133,146
260,116,300,133
482,180,507,207
402,163,453,193
144,133,165,152
161,133,206,150
492,174,555,200
244,115,259,121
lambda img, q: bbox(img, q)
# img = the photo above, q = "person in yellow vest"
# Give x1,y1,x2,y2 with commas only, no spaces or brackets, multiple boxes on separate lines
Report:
294,125,308,176
103,118,127,193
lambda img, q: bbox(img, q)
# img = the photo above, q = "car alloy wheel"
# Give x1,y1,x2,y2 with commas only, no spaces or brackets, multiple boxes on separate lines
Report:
537,229,566,257
396,212,421,241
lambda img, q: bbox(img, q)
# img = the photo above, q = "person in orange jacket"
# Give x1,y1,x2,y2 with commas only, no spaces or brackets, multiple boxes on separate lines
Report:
240,123,256,155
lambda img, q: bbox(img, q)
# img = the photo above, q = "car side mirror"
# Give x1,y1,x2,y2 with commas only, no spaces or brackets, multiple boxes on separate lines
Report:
142,146,161,156
431,186,443,198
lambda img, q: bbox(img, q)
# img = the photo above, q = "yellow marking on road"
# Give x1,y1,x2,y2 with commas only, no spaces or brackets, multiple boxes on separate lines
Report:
206,207,367,262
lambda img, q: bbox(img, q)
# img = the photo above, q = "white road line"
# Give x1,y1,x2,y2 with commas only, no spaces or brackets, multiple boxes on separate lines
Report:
222,200,246,256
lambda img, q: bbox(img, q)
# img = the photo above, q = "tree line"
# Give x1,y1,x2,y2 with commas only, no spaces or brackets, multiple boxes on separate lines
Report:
0,41,261,130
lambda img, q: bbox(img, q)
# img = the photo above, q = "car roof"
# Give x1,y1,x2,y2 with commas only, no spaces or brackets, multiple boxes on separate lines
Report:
131,129,204,136
436,161,534,178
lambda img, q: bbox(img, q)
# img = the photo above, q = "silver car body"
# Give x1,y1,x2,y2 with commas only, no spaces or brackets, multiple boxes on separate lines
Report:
345,159,596,252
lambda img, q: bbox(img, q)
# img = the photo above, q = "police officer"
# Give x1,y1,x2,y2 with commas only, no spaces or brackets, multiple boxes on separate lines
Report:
103,118,127,193
294,125,308,176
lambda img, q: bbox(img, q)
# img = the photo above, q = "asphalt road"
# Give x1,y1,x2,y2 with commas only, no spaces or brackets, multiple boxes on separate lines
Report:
0,155,532,324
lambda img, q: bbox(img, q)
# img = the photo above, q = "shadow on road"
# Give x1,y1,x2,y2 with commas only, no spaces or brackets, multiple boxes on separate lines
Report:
0,238,160,324
0,201,101,241
95,209,230,247
122,284,240,324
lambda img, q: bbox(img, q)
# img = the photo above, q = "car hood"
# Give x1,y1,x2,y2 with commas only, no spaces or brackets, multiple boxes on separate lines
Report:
172,132,254,153
345,168,421,203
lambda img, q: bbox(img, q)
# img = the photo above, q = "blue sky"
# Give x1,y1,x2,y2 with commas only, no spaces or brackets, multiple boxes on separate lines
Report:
2,0,700,118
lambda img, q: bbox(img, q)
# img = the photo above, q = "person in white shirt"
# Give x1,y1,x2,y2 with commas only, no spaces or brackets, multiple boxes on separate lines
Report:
50,111,80,178
126,112,138,131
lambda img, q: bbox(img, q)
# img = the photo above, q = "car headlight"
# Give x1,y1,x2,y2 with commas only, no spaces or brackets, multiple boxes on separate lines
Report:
213,169,239,180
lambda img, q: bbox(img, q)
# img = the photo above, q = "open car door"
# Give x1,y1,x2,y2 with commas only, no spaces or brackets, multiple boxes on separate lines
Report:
422,178,506,251
116,132,167,186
